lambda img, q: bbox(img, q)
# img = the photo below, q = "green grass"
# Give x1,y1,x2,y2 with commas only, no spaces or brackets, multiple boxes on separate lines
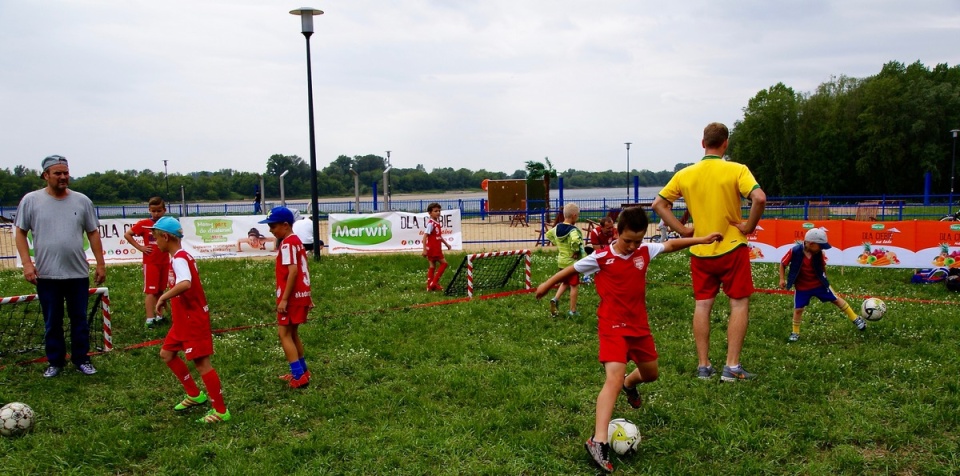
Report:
1,251,960,475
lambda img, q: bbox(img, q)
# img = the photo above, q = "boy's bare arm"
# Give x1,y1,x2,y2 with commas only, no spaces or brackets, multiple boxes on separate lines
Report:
535,265,578,299
278,263,298,313
662,232,722,253
123,230,149,253
156,279,190,315
778,263,787,289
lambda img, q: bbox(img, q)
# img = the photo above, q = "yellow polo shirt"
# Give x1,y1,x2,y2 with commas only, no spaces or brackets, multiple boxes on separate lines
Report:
658,156,760,257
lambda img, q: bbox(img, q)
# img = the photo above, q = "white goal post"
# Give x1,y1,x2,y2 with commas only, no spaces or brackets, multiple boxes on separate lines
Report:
464,249,532,298
0,287,113,358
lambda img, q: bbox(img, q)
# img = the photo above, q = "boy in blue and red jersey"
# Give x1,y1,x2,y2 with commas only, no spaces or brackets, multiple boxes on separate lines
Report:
150,216,231,424
261,207,315,389
778,227,865,342
536,206,721,473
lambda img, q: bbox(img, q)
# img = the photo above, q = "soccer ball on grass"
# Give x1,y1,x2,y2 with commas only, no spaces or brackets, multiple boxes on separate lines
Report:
0,402,35,437
607,418,641,455
860,298,886,322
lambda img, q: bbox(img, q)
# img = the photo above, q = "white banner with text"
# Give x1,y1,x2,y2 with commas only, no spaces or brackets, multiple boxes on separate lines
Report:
327,210,462,255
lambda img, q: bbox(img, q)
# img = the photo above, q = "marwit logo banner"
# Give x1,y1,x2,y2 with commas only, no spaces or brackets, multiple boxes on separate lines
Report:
328,210,462,255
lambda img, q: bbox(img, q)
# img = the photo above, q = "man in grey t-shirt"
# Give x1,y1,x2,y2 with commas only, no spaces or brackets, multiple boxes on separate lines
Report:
15,155,106,378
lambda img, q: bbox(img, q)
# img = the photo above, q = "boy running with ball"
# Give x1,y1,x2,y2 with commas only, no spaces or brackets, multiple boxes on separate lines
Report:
536,207,721,473
149,216,232,424
123,196,170,328
261,207,314,388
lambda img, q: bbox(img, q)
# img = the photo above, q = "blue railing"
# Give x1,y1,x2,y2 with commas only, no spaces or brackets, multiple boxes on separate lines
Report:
0,193,955,221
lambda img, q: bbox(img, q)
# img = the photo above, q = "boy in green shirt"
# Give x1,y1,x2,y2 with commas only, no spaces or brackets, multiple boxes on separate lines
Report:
545,203,586,317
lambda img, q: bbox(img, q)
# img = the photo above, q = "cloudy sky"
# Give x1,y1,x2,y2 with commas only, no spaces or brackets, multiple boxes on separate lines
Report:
1,1,958,178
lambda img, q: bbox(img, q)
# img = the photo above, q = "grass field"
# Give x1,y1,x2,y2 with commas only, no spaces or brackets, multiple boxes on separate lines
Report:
1,250,960,475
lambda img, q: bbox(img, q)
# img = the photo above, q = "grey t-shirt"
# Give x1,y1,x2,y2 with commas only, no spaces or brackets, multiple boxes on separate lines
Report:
15,189,100,279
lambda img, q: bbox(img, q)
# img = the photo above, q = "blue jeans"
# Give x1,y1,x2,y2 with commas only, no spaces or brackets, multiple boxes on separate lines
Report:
37,278,91,367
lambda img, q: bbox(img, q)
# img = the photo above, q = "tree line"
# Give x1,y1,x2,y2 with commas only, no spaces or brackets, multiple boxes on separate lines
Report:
4,60,957,208
730,61,960,197
0,153,679,207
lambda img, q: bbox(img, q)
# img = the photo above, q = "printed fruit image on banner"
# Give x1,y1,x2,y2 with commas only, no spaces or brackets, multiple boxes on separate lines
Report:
933,243,960,268
840,221,911,268
856,242,899,266
748,244,764,260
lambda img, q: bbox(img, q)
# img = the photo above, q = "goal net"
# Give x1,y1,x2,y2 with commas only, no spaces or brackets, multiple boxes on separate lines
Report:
0,287,113,364
445,250,532,298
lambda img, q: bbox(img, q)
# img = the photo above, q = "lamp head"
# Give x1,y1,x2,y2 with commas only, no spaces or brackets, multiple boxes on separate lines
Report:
951,129,960,138
290,7,324,34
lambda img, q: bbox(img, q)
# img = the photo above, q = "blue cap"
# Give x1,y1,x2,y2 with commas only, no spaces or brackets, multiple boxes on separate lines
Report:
147,216,184,238
259,206,295,225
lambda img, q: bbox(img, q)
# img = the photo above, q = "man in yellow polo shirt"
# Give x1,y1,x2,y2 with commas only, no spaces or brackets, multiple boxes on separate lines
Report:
652,122,766,382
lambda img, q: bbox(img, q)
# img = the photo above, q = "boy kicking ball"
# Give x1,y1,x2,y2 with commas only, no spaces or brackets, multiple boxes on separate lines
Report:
536,207,721,473
260,207,315,389
149,216,232,424
778,227,866,342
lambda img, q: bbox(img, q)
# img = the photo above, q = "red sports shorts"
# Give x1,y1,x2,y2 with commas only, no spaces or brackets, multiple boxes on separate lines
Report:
162,319,213,361
278,305,310,326
690,245,754,300
598,333,658,364
426,246,444,261
561,272,580,287
143,262,169,294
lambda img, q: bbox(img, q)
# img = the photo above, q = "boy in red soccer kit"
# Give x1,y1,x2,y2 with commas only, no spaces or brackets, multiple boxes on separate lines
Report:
261,207,314,389
422,202,452,291
536,207,721,473
149,216,232,424
123,196,170,328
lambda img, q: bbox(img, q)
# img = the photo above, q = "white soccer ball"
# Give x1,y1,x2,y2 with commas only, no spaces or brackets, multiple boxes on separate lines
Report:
860,298,887,322
0,402,34,437
607,418,641,455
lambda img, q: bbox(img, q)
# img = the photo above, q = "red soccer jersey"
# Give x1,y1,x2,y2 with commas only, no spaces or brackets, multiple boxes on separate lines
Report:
780,248,826,291
575,243,664,337
424,218,444,254
275,234,313,308
130,218,171,266
589,227,618,252
168,249,210,323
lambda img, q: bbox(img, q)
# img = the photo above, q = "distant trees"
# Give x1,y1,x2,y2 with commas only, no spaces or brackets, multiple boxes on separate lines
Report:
6,60,955,207
730,61,960,196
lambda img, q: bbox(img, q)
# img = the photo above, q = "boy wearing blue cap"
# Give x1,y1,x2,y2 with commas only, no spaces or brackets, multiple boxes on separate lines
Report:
149,216,232,423
778,227,866,342
260,207,314,389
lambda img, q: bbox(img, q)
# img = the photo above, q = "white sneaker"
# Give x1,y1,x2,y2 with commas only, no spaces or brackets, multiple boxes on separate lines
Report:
77,363,97,376
43,365,62,378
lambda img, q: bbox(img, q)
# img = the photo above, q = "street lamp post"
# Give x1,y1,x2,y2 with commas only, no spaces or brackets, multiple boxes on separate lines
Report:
279,170,290,207
290,7,324,261
383,150,392,211
624,142,632,200
951,129,959,213
163,160,169,196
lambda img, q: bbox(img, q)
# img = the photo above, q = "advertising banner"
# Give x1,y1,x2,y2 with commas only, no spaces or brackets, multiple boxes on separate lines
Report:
747,219,960,269
327,210,462,255
16,215,281,267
